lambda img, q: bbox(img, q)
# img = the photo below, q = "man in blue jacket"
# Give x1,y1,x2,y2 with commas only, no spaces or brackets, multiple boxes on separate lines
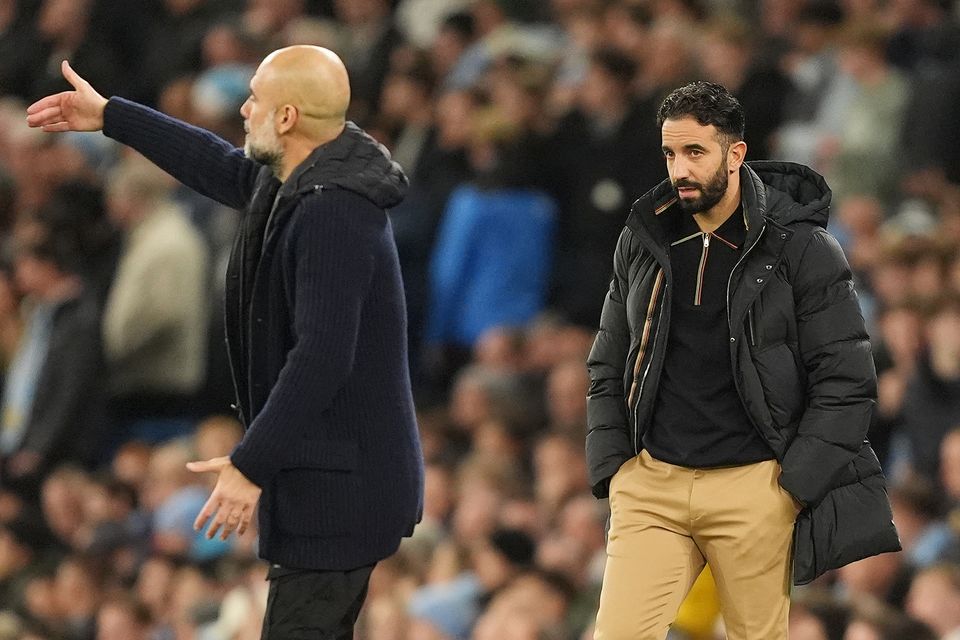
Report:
28,47,424,639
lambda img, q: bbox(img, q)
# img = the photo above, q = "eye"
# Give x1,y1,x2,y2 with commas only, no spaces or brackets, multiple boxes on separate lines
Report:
663,150,674,159
690,149,704,158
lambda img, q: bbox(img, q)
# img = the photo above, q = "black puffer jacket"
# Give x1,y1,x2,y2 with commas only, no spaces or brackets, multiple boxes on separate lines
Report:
586,161,900,584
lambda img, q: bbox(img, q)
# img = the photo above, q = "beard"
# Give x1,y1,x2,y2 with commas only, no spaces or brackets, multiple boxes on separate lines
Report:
673,158,729,214
244,123,284,178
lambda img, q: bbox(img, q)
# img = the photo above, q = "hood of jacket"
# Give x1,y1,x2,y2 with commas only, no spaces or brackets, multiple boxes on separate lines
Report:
279,121,408,209
744,160,831,229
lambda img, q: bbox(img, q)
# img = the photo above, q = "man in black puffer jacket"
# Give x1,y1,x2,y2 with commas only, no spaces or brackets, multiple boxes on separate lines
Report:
587,82,899,640
28,47,424,640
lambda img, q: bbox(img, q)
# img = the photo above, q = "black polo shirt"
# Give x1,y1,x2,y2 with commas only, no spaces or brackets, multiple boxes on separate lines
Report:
643,204,774,467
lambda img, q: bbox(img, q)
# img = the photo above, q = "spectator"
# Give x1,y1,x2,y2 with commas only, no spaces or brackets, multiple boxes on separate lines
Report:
28,0,120,103
825,21,911,207
94,595,151,640
425,110,557,352
548,46,663,326
889,474,955,568
697,16,793,160
0,231,104,493
844,595,937,640
332,0,405,124
905,563,960,638
942,427,960,509
902,294,960,485
53,554,103,640
136,0,235,106
0,0,42,101
789,590,851,640
101,157,209,443
0,519,43,616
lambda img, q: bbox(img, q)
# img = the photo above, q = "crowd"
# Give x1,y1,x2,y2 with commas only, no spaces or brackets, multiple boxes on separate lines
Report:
1,0,960,638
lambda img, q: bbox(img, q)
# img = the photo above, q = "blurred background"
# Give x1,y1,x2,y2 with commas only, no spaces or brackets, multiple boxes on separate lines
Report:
0,0,959,638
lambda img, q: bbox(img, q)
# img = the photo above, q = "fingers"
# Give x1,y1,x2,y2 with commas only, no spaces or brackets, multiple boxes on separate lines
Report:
41,123,74,133
26,103,67,128
194,495,219,533
221,509,247,541
61,60,87,90
26,94,67,115
205,503,248,541
186,457,228,474
194,494,252,540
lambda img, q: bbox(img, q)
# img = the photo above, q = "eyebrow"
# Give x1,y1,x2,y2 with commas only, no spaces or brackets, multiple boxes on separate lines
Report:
662,143,709,153
661,142,707,151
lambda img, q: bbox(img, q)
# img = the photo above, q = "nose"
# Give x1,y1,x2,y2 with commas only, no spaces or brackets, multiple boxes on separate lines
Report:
240,98,251,119
670,155,690,182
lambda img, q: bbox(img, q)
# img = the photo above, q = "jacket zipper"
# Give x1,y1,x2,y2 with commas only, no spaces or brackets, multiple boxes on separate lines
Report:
748,307,756,346
727,224,767,444
626,269,664,409
726,225,765,330
631,271,666,455
695,233,710,305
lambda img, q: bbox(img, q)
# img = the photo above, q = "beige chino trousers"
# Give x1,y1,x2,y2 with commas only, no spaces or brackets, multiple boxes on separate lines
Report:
594,449,800,640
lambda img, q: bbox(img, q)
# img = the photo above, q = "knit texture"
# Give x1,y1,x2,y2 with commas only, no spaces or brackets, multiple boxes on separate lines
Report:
104,98,424,571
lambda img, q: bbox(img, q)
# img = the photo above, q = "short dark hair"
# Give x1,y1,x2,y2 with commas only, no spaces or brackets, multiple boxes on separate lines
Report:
656,81,745,143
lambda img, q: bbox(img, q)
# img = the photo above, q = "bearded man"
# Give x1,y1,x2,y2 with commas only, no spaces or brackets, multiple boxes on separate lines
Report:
586,81,899,639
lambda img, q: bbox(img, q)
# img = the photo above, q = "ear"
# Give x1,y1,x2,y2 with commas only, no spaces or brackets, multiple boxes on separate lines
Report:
727,140,747,172
275,104,298,135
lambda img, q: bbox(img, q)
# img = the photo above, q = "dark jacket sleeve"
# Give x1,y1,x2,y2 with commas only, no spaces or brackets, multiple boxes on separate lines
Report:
586,227,635,498
778,229,877,506
229,193,377,487
102,97,260,210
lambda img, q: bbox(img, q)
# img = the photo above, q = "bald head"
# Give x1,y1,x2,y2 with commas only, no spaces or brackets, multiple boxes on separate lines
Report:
259,45,351,129
241,46,351,180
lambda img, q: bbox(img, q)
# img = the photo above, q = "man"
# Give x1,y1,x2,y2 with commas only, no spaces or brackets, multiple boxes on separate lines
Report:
102,157,209,440
27,46,424,639
1,231,103,493
906,563,960,639
585,81,899,639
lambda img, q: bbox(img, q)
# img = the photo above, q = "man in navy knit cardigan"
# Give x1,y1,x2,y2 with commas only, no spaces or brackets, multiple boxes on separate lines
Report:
28,47,424,639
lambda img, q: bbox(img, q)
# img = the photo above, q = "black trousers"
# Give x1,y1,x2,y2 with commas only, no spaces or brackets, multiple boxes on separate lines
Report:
261,563,375,640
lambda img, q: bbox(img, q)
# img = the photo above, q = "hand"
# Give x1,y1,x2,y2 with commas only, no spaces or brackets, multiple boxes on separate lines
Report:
25,60,108,132
187,456,262,541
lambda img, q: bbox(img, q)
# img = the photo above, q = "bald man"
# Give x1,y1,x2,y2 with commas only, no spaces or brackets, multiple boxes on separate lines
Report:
28,47,424,639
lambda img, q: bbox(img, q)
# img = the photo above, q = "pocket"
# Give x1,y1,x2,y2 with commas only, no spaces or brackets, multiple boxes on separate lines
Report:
773,462,802,519
608,460,627,500
753,343,805,428
780,485,804,518
272,439,362,537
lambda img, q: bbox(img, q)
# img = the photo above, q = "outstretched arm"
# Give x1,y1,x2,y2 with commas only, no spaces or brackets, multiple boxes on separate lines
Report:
27,61,260,210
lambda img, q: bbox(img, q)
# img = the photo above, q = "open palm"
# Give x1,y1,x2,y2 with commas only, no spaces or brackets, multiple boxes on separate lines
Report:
26,60,108,132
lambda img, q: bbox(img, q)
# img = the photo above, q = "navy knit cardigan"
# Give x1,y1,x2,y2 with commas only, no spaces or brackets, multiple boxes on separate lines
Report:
103,97,424,571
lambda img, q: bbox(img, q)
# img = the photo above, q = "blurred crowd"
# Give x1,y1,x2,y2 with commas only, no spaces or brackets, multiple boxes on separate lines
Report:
1,0,960,639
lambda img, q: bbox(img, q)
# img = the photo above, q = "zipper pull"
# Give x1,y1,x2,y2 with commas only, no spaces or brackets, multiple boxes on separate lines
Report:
703,233,710,247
